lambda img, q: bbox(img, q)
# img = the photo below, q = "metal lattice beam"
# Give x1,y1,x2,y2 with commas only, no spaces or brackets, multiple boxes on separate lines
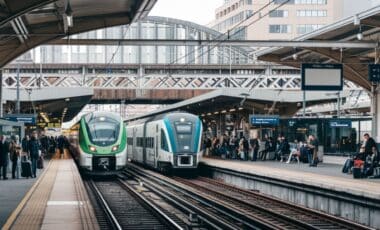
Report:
2,72,363,91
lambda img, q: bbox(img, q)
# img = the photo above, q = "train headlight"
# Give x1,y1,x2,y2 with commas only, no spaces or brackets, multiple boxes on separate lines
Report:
112,145,119,152
89,145,97,152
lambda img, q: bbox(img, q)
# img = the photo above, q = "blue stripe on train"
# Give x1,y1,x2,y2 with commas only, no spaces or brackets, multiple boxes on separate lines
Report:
194,118,201,152
164,117,176,153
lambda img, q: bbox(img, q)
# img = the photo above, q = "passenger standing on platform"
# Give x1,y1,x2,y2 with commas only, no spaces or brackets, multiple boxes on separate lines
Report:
39,132,49,157
204,136,212,157
57,135,65,156
0,136,10,180
362,133,378,176
29,132,41,178
249,136,259,161
10,135,21,179
362,133,377,160
275,136,283,161
279,136,290,162
229,135,236,159
243,136,249,161
22,135,30,158
259,134,271,161
49,136,56,156
307,135,319,167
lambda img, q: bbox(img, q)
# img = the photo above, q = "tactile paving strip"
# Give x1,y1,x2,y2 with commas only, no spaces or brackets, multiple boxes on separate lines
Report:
10,158,59,230
71,159,100,230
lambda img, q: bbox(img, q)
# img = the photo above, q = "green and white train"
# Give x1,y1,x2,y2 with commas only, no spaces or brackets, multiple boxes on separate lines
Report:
68,112,127,175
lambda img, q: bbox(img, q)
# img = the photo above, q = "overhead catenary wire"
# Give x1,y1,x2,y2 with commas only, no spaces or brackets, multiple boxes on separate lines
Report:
166,0,277,66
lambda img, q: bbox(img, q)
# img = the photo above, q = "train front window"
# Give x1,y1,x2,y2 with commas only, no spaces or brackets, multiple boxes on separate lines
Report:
174,123,194,152
84,114,120,146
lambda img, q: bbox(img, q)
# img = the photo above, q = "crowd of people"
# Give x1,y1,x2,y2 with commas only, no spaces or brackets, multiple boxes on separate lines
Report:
203,133,321,167
342,133,380,178
203,131,380,178
0,131,68,180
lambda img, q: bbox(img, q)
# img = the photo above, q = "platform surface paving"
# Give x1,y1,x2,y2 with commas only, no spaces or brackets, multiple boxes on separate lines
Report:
202,157,380,200
0,162,44,227
3,152,99,230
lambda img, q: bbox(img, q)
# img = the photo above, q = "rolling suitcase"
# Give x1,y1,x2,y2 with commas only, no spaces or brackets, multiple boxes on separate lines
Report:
21,157,32,178
37,156,44,169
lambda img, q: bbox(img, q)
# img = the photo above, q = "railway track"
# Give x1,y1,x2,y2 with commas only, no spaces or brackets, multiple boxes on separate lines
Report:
174,176,372,230
86,179,183,230
126,164,372,230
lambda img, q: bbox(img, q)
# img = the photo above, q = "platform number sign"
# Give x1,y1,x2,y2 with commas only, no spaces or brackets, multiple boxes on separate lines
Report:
368,64,380,82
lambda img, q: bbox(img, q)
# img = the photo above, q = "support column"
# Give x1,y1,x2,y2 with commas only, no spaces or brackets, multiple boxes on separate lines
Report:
372,85,380,142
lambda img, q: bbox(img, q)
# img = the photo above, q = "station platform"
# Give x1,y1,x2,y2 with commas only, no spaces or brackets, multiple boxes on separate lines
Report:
2,151,99,230
0,160,47,227
201,156,380,199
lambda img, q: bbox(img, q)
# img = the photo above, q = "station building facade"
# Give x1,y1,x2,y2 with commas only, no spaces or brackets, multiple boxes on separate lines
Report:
208,0,374,40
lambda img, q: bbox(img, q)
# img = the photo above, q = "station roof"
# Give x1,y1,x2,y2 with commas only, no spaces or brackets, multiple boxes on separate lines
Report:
0,0,156,67
256,6,380,91
3,87,93,122
125,89,352,122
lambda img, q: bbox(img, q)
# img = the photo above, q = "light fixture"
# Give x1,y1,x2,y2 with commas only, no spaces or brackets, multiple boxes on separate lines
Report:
89,146,96,152
292,53,298,60
65,98,70,102
40,112,50,123
112,145,119,152
238,107,244,110
357,25,363,41
207,112,212,116
357,32,363,41
229,108,236,112
214,111,219,115
65,1,73,27
221,110,227,114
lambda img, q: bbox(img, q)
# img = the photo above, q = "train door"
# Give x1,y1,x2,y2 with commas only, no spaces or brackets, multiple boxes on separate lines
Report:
155,124,159,168
143,123,147,164
133,128,137,160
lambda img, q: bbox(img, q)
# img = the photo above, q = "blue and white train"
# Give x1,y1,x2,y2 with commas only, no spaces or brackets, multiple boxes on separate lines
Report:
126,112,203,172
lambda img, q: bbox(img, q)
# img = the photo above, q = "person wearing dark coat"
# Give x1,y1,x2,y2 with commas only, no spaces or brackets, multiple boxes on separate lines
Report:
363,133,377,159
259,134,271,161
22,135,30,156
39,133,49,155
57,135,65,155
0,136,10,180
29,133,41,178
243,136,249,161
249,137,259,161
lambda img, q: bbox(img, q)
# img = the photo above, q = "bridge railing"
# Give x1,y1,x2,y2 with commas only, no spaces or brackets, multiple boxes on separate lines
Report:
2,73,362,90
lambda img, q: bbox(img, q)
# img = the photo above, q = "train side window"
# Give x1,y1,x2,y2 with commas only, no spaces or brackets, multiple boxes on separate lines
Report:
161,129,169,151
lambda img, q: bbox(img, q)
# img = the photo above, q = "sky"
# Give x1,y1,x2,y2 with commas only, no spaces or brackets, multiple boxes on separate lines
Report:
149,0,223,25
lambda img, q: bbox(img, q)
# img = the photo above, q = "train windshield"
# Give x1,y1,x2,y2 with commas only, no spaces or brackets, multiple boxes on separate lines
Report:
84,114,120,146
171,119,200,153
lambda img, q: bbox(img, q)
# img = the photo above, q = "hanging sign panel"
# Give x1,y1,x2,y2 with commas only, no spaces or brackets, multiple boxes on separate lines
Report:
368,64,380,82
301,63,343,91
249,115,279,126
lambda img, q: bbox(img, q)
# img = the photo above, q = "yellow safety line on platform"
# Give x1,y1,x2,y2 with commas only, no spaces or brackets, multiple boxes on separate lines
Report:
2,152,58,230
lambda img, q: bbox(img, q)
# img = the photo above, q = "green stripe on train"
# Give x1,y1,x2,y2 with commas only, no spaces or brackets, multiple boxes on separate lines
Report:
78,117,127,154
